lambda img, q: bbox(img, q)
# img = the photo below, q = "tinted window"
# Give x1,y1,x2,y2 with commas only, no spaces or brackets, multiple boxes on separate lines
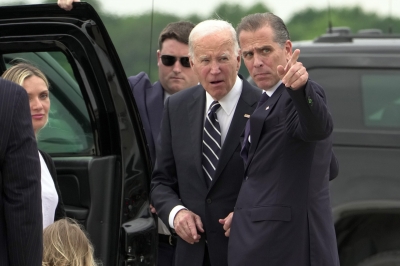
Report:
310,68,400,129
362,74,400,128
309,68,400,147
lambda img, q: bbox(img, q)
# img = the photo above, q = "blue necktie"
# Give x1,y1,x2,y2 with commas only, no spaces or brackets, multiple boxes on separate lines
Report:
240,93,270,163
202,101,221,187
256,92,270,109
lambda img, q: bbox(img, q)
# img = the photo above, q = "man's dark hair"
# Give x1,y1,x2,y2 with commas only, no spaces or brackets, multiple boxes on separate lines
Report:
236,12,290,47
158,21,195,50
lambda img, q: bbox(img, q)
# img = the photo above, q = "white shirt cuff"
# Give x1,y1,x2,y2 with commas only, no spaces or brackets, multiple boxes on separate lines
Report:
169,205,187,228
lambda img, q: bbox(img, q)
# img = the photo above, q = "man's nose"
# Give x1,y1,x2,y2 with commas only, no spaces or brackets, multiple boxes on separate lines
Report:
253,54,263,68
172,60,182,73
210,61,221,74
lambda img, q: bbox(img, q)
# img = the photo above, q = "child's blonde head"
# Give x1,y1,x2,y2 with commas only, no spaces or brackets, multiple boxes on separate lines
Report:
42,218,98,266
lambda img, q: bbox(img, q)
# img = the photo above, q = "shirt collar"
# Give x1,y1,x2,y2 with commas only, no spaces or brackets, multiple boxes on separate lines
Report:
206,75,242,116
264,80,282,97
163,90,171,104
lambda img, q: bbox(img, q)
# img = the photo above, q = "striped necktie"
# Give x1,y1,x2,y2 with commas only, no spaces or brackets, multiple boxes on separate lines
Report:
202,101,221,187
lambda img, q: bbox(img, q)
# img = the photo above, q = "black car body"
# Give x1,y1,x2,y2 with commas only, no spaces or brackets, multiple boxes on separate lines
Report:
0,3,157,265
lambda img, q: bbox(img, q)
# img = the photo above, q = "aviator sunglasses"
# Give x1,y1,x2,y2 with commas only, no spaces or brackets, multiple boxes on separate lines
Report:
160,55,191,68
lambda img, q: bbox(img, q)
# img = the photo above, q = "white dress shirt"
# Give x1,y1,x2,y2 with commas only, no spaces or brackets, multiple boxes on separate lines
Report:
265,80,282,97
163,90,171,104
168,76,243,228
39,151,58,229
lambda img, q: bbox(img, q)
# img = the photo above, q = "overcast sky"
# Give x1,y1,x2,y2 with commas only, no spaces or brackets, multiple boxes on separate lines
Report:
0,0,398,21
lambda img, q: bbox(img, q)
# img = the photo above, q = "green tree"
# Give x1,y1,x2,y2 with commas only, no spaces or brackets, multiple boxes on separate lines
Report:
101,12,189,81
211,2,270,27
287,6,400,41
209,2,271,76
3,1,400,82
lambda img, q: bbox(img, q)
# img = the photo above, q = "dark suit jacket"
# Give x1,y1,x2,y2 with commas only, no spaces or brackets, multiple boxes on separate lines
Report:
0,78,43,266
228,81,340,266
128,72,164,165
39,150,66,221
151,77,261,266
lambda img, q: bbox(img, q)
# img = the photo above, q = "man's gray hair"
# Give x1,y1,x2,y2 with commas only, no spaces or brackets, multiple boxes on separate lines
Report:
189,19,240,58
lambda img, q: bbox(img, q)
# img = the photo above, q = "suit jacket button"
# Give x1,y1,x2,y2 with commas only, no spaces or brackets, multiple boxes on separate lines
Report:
245,176,249,180
206,198,212,204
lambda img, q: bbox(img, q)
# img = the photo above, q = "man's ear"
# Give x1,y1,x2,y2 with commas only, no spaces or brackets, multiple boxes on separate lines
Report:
190,56,195,68
236,51,241,72
285,40,293,60
157,50,161,66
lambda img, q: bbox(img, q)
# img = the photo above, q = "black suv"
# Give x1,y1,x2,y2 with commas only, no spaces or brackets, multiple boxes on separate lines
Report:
291,29,400,266
0,3,157,266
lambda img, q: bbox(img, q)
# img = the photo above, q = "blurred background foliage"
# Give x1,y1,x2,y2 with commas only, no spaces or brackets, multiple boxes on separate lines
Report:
13,0,400,80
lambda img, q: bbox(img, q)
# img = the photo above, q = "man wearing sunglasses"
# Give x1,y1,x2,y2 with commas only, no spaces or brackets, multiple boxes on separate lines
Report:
129,22,199,166
128,22,199,266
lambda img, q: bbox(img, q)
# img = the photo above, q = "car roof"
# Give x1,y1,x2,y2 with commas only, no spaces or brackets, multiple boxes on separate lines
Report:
293,27,400,54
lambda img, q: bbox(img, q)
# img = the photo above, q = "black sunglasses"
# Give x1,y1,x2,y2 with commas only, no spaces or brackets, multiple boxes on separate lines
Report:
160,55,191,68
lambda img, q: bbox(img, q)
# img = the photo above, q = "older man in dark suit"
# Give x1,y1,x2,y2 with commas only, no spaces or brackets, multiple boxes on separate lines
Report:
227,13,339,266
150,20,261,266
0,78,42,266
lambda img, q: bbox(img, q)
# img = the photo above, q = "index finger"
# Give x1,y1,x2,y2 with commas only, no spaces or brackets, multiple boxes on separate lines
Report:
187,216,200,240
285,49,300,71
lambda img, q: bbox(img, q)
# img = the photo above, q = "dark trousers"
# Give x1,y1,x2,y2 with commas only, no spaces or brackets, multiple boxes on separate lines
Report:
203,245,211,266
158,235,210,266
157,237,175,266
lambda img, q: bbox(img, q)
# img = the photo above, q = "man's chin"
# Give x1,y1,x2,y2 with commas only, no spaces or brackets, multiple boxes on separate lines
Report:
253,77,276,90
253,79,267,89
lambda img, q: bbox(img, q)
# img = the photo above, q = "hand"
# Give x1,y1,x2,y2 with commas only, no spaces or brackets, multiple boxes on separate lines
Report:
219,212,233,237
173,209,204,244
57,0,81,11
277,49,308,90
149,204,157,214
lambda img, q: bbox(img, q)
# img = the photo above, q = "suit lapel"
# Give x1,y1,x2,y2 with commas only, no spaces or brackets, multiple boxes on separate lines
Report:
187,86,207,185
246,84,285,170
146,82,164,144
210,78,260,188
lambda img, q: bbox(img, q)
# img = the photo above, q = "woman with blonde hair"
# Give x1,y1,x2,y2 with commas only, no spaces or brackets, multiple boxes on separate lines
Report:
1,62,65,228
42,218,99,266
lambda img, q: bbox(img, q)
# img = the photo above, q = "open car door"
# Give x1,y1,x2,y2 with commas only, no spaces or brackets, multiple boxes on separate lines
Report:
0,3,157,265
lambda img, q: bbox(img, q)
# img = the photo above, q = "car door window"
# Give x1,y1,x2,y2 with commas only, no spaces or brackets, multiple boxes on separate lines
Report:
4,52,94,155
310,68,400,129
362,74,400,128
309,68,400,147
